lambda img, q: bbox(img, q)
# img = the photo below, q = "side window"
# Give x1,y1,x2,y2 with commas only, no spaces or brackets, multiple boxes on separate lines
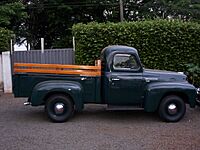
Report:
113,54,140,70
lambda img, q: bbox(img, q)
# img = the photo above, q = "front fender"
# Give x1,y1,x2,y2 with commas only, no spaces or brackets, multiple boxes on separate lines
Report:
144,82,197,112
30,80,83,111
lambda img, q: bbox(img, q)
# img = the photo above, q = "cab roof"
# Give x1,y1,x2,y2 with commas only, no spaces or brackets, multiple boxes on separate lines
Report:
101,45,138,58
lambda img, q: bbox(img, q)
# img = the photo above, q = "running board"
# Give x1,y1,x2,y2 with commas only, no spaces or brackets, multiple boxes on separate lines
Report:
106,105,144,111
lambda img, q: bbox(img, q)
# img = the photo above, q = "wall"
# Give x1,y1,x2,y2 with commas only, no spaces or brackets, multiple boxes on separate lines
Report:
2,51,12,93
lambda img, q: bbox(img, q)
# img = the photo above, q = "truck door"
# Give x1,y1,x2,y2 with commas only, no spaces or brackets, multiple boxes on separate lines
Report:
105,53,145,105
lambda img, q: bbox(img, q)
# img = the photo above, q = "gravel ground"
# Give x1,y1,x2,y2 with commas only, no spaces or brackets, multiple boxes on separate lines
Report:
0,92,200,150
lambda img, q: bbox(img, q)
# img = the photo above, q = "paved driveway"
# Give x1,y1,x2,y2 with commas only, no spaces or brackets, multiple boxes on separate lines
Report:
0,93,200,150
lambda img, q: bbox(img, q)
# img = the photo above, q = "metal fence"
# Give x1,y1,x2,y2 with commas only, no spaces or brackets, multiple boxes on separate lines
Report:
12,48,74,65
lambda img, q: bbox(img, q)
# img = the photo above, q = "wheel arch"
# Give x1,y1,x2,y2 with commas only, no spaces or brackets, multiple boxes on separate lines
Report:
30,80,84,111
144,82,196,112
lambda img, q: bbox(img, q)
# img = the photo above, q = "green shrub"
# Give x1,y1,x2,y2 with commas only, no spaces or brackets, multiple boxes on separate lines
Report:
0,28,12,53
72,20,200,86
186,63,200,87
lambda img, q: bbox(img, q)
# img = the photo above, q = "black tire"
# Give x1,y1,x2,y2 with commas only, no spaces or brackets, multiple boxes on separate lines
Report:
159,95,186,122
45,94,74,123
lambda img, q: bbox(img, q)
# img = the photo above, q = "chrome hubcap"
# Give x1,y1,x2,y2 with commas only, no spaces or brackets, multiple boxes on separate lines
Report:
54,103,65,115
168,103,177,115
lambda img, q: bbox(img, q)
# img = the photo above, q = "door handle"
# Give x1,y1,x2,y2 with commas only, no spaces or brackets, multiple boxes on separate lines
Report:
111,78,120,81
81,77,87,81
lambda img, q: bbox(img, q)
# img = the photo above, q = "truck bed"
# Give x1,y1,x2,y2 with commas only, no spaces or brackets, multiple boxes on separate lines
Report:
13,63,101,104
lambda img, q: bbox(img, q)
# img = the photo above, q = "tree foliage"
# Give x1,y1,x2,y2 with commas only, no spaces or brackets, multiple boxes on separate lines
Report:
25,0,199,49
186,63,200,86
124,0,200,21
22,0,119,49
0,1,27,43
0,0,200,49
0,28,12,53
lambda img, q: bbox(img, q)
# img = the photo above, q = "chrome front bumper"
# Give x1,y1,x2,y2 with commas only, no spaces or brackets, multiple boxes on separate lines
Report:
24,101,31,106
196,88,200,106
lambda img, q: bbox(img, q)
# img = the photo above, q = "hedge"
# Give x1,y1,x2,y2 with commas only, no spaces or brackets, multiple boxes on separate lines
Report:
0,28,12,53
72,20,200,85
72,20,200,68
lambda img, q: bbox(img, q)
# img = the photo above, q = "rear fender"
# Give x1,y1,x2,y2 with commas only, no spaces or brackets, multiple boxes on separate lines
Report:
30,80,83,111
144,82,197,112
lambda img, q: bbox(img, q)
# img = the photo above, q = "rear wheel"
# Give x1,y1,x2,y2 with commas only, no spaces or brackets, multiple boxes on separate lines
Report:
45,94,74,123
159,95,186,122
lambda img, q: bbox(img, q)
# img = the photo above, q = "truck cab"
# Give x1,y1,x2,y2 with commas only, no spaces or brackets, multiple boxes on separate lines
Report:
101,46,145,106
13,45,199,123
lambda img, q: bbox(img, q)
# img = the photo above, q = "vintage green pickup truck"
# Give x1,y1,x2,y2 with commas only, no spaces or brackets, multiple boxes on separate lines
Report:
13,45,199,122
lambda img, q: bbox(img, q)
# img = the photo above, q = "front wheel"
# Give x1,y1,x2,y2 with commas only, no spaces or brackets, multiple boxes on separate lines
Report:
159,95,186,122
45,94,74,123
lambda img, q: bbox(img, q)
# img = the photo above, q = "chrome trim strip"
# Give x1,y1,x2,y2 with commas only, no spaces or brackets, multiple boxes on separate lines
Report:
145,77,158,83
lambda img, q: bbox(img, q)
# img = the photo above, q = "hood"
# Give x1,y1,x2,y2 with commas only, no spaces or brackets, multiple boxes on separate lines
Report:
143,69,187,82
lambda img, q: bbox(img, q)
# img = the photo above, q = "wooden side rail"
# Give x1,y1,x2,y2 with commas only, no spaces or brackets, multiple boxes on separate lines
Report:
14,63,101,76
